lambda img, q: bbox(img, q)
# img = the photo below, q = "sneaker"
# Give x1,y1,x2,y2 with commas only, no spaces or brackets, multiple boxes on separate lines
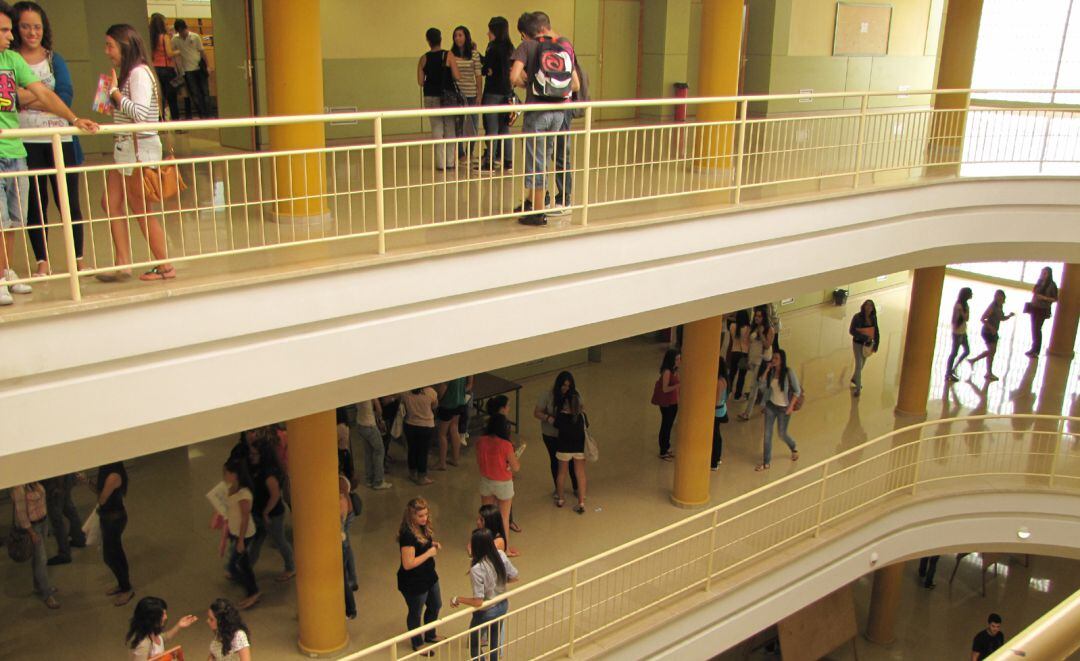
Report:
370,481,393,490
518,212,548,226
513,199,534,214
4,269,31,294
710,465,720,472
0,285,12,306
547,204,570,217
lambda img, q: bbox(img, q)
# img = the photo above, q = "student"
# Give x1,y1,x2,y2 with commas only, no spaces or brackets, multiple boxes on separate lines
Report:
711,358,729,471
206,598,252,661
744,307,775,398
95,461,134,606
510,11,580,225
339,473,357,618
0,0,96,305
756,350,801,471
354,398,392,489
435,375,471,470
849,299,879,397
11,481,58,608
476,503,513,556
727,312,751,400
554,378,588,514
971,613,1004,660
477,16,515,172
476,396,520,553
222,457,260,610
148,13,180,121
651,349,680,460
968,289,1014,381
946,287,973,382
401,386,439,485
171,19,210,118
397,497,442,655
451,26,483,161
126,596,197,661
450,528,520,661
1026,266,1058,357
42,472,85,566
246,439,295,583
535,371,581,495
417,27,461,171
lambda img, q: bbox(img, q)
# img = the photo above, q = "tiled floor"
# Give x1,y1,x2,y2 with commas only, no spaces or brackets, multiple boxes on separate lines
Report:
0,276,1076,660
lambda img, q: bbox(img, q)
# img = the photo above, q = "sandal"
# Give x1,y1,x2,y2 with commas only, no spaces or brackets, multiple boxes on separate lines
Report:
755,463,771,471
555,497,565,508
506,548,521,557
139,266,176,281
95,271,132,283
573,504,585,515
113,590,135,607
509,521,522,533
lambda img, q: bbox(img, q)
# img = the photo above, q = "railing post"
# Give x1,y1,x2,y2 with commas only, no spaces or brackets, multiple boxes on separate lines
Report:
373,115,386,254
567,568,579,657
1048,430,1060,487
580,106,592,227
389,639,398,661
50,134,81,302
852,93,869,189
910,435,924,495
704,509,720,591
733,99,748,205
812,462,829,540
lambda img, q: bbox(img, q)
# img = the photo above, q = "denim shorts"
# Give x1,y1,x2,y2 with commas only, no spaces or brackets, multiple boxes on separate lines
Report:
522,109,567,190
0,157,29,229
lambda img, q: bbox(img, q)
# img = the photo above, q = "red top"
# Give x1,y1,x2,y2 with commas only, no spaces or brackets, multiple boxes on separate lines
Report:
152,34,170,67
652,370,679,407
476,435,514,482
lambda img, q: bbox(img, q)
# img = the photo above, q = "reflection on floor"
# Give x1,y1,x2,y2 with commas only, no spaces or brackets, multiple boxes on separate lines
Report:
0,277,1076,660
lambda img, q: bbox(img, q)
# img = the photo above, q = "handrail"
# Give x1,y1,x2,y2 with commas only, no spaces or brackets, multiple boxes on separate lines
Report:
989,587,1080,660
340,414,1080,660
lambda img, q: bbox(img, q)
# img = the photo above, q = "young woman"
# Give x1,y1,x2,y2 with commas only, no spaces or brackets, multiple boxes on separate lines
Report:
1026,267,1059,357
126,596,197,661
727,311,751,400
745,307,775,391
13,1,85,277
336,406,355,485
148,13,180,122
417,27,461,171
401,386,439,485
534,371,580,496
711,358,729,471
946,287,973,382
222,457,260,610
10,481,57,609
738,361,770,422
756,350,801,471
397,497,442,655
98,24,174,282
452,26,483,160
246,439,295,582
478,16,515,172
435,376,471,470
339,473,357,619
476,503,512,555
96,461,134,606
651,349,680,460
206,598,251,661
476,396,520,552
554,379,588,514
969,289,1015,381
450,528,520,661
849,299,879,397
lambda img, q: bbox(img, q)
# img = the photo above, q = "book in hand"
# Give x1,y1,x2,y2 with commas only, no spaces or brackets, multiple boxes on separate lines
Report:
514,443,527,458
92,74,112,115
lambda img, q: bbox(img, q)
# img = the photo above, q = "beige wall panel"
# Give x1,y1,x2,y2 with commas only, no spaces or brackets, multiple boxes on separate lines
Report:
788,0,932,57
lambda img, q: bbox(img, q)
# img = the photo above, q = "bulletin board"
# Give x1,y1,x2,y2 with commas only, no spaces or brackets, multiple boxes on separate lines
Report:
833,2,892,56
776,585,858,661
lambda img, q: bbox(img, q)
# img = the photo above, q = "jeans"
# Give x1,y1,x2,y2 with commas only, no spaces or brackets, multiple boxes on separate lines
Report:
946,333,970,376
919,555,940,587
542,434,578,491
99,509,131,592
343,543,356,617
657,404,678,454
227,534,259,597
728,353,748,399
553,111,573,205
25,142,84,263
522,109,566,190
355,424,386,486
711,417,724,468
0,157,29,229
29,519,52,600
404,423,434,476
423,96,458,169
762,402,797,465
401,580,442,650
154,66,181,121
248,512,295,573
457,96,480,156
343,511,357,589
44,474,84,559
470,599,509,660
182,70,211,118
481,93,513,166
851,343,867,390
1031,312,1049,353
742,379,764,418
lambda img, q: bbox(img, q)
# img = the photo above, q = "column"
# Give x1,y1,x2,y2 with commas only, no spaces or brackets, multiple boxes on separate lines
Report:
287,410,348,655
895,267,946,417
865,563,904,644
263,0,328,221
1048,263,1079,358
927,0,984,171
672,315,724,507
694,0,744,170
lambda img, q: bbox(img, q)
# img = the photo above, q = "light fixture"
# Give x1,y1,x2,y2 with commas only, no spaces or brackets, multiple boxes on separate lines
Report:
1017,527,1032,540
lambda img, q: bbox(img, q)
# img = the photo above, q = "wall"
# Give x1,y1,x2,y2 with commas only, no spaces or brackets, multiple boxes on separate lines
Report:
146,0,212,18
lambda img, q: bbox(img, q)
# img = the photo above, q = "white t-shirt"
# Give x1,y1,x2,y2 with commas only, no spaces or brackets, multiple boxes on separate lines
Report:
227,488,255,538
209,630,250,661
19,57,72,143
355,399,377,427
130,635,164,661
172,32,204,72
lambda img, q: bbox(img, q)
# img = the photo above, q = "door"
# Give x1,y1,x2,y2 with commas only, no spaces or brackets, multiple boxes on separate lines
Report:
599,0,641,121
211,0,258,150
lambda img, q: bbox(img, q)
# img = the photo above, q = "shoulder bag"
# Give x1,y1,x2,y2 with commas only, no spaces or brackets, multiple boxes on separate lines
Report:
6,503,33,563
136,71,186,203
583,413,599,462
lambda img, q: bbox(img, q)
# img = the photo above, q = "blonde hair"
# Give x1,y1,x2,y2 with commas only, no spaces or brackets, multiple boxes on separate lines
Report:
399,497,434,544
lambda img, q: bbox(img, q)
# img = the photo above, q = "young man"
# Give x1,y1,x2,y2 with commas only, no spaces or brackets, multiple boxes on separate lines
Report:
417,28,461,171
172,19,211,119
510,11,579,226
971,613,1004,661
0,1,96,305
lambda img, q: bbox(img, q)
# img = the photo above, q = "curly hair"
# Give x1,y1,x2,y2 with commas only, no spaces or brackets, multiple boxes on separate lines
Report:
11,2,52,51
209,598,249,656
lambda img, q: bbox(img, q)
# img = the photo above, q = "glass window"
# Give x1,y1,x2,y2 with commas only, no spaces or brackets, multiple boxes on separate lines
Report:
972,0,1073,103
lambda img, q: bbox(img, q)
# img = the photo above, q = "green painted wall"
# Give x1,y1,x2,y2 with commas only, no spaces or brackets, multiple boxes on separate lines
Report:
640,0,691,119
778,271,909,314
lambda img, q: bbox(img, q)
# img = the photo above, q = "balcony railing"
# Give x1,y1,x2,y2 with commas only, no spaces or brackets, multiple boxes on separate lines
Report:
336,414,1079,660
2,89,1078,307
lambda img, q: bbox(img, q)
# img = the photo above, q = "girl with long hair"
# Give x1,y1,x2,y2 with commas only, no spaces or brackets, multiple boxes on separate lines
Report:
711,357,729,471
1026,266,1059,357
553,377,588,514
452,25,483,160
246,439,295,582
969,289,1015,381
223,457,260,609
475,396,520,554
756,349,801,471
849,299,879,397
98,24,174,282
147,13,180,121
946,287,973,382
534,371,580,495
126,596,197,660
206,598,251,660
397,497,443,654
400,385,439,485
450,528,520,660
476,503,511,554
478,16,515,171
651,348,680,460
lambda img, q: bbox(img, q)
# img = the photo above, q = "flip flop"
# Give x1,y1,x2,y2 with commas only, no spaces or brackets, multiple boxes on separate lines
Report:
139,266,176,281
95,271,132,283
755,463,771,472
509,521,522,533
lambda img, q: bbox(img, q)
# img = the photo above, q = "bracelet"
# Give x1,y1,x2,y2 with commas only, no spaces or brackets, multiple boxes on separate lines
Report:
451,596,459,606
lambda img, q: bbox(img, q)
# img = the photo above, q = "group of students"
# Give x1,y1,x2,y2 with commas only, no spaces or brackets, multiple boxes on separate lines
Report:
125,595,252,661
418,11,586,227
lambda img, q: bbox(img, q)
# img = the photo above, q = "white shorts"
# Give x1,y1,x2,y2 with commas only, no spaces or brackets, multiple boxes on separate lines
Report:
479,477,514,501
114,135,162,176
556,451,585,462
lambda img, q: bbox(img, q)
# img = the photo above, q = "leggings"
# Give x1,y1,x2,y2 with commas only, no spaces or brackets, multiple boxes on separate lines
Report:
25,141,83,263
728,353,748,399
99,509,131,592
404,423,434,476
657,404,678,455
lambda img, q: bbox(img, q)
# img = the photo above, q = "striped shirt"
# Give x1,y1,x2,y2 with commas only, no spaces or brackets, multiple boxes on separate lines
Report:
11,483,47,528
113,64,160,141
455,48,482,99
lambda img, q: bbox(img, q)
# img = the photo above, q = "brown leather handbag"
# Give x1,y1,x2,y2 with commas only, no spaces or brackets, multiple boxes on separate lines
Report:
134,80,186,204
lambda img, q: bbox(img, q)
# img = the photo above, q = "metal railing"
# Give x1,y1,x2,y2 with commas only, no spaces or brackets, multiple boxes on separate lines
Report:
337,414,1078,660
1,89,1078,305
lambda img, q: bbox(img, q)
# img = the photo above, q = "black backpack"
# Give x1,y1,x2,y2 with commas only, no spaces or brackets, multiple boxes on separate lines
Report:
531,36,574,101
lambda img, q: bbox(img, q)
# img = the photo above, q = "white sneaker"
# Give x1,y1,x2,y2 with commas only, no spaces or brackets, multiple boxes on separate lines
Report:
370,481,393,490
546,204,570,217
0,284,12,306
461,433,469,447
3,269,31,295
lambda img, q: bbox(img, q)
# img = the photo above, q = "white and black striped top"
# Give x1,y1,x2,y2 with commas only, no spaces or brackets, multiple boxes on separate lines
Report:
113,64,159,142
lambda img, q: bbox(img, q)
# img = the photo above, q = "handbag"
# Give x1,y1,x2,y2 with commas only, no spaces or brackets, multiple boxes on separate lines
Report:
82,506,101,546
439,52,466,108
6,505,33,563
583,413,599,462
861,344,873,359
792,392,806,412
390,399,406,440
135,75,187,203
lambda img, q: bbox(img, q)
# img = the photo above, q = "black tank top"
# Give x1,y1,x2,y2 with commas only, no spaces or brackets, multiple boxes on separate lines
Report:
423,49,448,97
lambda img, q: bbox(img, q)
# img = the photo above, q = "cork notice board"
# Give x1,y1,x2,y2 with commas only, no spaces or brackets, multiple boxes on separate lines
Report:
776,585,858,661
833,2,892,56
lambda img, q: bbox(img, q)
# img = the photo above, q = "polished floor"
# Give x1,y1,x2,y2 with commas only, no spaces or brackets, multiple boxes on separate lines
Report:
0,276,1077,660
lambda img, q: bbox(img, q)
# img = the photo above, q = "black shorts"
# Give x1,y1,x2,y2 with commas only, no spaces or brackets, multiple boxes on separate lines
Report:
981,328,999,345
436,405,466,422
